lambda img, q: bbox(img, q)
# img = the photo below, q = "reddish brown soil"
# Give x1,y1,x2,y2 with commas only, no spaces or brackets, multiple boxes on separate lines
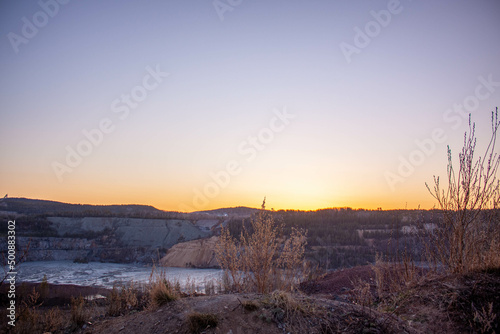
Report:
0,282,110,307
300,265,375,297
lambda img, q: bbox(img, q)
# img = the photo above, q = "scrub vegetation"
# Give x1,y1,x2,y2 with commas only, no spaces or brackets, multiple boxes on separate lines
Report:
215,199,307,293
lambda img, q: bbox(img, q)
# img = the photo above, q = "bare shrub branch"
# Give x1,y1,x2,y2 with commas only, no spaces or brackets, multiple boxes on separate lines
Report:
425,109,500,273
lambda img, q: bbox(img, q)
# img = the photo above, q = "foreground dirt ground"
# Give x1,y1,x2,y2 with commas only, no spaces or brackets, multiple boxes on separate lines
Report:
82,292,415,334
78,266,404,334
2,266,498,333
80,266,499,334
84,294,282,334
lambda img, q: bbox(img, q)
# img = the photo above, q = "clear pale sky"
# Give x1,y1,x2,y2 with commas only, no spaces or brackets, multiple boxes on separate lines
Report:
1,0,499,212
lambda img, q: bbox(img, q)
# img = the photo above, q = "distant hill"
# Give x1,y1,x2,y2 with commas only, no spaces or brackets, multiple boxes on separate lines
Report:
193,206,260,217
0,197,178,218
0,197,261,219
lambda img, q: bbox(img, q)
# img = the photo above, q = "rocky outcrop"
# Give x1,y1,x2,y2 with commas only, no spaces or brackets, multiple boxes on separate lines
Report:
193,219,219,232
160,236,219,268
47,217,209,249
1,217,212,263
8,237,94,261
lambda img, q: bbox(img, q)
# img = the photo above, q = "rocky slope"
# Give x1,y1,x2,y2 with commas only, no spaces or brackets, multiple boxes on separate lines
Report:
1,216,213,263
160,236,218,268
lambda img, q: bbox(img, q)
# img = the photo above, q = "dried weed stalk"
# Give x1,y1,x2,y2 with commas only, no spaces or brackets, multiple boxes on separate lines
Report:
426,110,500,274
215,198,307,293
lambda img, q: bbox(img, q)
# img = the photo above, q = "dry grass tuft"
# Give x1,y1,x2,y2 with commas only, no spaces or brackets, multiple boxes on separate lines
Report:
215,198,307,293
269,290,303,316
150,280,179,307
70,295,87,327
371,253,423,298
186,312,219,333
472,302,497,334
42,307,65,332
349,278,374,308
371,268,500,333
259,291,316,333
241,299,259,312
148,266,180,308
106,282,144,316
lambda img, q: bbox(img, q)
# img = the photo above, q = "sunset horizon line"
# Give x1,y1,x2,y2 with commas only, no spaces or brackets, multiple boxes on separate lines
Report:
2,195,438,213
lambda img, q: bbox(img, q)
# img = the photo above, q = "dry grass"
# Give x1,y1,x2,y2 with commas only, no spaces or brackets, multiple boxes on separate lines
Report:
39,274,49,300
257,290,412,334
268,291,303,316
472,302,497,334
149,280,179,307
0,282,115,333
13,288,42,333
395,269,499,333
215,198,307,293
70,295,87,327
346,260,500,333
258,291,324,333
215,226,246,292
10,287,65,334
186,312,219,333
106,282,145,316
204,279,216,295
11,306,66,334
147,265,180,308
241,299,259,312
349,278,374,308
42,307,65,332
371,252,423,299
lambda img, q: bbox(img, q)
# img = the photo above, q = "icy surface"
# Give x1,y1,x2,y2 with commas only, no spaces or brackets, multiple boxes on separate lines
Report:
9,261,222,290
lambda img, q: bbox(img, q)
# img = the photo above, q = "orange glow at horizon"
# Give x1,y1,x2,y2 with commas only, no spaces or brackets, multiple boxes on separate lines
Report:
4,180,439,213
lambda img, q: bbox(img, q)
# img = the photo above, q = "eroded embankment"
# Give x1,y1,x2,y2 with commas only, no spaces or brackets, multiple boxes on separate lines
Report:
160,236,219,268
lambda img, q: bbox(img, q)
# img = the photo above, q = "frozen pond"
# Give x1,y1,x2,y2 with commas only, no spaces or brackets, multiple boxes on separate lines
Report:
8,261,223,291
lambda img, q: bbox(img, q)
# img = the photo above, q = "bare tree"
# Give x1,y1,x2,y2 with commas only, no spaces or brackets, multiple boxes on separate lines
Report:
426,108,500,273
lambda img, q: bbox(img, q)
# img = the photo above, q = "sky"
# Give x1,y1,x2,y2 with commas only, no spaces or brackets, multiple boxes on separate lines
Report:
1,0,499,212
